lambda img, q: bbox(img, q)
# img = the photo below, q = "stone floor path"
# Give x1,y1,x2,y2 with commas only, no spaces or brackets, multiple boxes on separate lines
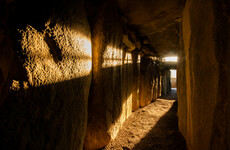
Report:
103,89,186,150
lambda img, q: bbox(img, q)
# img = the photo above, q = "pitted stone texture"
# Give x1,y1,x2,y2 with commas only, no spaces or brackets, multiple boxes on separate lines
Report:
84,1,135,149
0,0,91,150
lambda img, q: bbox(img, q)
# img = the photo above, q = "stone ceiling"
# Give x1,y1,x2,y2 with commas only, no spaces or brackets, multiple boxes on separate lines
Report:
118,0,185,57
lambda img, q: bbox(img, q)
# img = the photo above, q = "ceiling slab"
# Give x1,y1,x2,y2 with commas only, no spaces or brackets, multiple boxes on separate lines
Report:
118,0,185,56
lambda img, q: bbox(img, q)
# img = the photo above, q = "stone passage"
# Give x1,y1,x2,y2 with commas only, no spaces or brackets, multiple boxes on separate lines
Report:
104,93,186,150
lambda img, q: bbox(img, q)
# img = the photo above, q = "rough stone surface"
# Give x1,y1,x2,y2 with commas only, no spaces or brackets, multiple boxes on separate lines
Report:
178,0,230,149
84,1,135,149
0,0,92,149
161,70,171,96
139,57,161,107
177,24,187,139
131,49,140,111
3,0,230,150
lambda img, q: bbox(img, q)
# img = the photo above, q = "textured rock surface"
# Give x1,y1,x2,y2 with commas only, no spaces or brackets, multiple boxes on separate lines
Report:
4,0,230,150
161,69,171,96
177,26,187,139
0,0,92,149
139,57,154,107
177,0,230,149
131,49,140,111
84,1,135,149
139,57,161,107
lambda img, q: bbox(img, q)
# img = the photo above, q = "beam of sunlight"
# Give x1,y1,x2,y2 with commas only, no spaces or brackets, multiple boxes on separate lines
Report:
102,46,123,68
137,55,141,64
18,24,92,87
108,94,133,140
124,52,132,65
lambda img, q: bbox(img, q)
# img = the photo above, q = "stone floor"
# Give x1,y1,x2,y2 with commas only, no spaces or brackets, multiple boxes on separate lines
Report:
103,89,186,150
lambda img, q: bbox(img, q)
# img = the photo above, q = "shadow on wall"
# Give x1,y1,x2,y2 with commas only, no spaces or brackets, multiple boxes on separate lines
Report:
1,1,141,150
85,61,136,149
0,0,91,103
0,0,92,149
133,101,186,150
0,74,91,150
0,63,136,150
140,57,161,107
83,0,141,149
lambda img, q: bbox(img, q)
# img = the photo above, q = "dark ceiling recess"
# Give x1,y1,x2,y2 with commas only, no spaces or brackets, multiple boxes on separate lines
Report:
117,0,185,57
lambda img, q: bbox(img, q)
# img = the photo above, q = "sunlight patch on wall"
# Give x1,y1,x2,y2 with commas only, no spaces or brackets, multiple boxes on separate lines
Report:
124,52,132,64
137,55,141,64
19,24,92,87
102,46,123,68
108,94,132,140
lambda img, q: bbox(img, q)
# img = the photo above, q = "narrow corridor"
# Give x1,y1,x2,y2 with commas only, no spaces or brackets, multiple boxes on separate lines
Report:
104,91,186,150
1,0,229,149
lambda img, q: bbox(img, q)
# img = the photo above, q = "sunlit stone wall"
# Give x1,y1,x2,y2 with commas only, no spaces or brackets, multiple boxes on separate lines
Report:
84,1,137,149
0,0,92,149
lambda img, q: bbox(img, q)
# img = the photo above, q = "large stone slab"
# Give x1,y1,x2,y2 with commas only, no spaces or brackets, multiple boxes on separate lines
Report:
84,1,135,149
0,0,92,149
178,0,230,149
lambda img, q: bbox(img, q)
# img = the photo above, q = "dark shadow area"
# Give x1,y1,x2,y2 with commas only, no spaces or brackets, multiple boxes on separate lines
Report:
87,63,134,124
0,74,91,150
0,62,137,150
133,101,186,150
44,34,63,63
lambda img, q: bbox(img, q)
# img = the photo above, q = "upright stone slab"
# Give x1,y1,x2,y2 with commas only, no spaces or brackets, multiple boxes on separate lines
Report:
140,57,155,107
178,0,230,149
84,1,135,149
131,49,140,111
0,1,92,149
161,69,171,96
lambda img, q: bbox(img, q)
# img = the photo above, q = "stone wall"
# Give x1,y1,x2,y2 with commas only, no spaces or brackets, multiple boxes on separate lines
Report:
0,0,92,149
161,69,171,96
177,22,187,139
84,1,137,149
0,0,166,150
178,0,230,149
131,49,140,111
139,57,161,107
